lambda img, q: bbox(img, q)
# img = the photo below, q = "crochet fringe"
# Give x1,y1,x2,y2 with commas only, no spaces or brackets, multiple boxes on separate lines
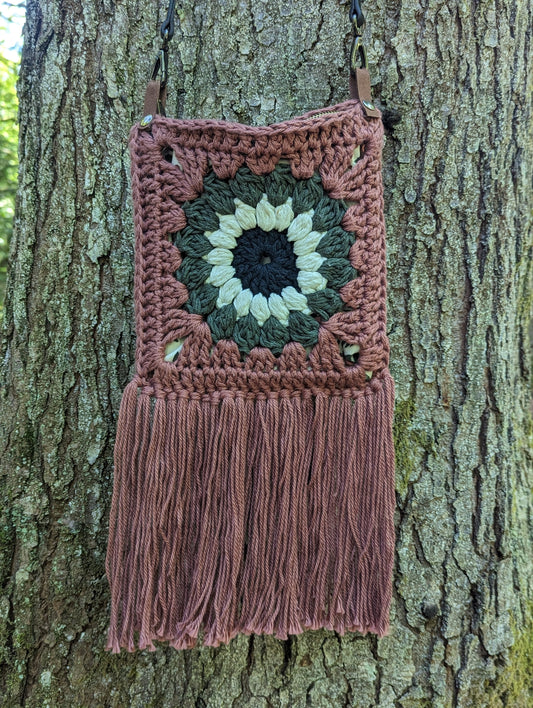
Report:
105,373,395,652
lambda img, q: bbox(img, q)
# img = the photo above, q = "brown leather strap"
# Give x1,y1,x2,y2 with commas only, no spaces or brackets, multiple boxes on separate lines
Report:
142,79,167,120
349,68,380,119
143,2,376,122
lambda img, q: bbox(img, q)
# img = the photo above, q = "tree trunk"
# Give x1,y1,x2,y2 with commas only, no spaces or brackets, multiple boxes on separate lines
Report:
1,0,532,705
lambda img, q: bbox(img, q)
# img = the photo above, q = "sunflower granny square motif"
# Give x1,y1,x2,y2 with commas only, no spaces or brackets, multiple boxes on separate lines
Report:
127,102,392,387
171,163,357,358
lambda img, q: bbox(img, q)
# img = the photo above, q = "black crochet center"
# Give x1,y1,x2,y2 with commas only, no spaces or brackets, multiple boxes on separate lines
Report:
231,227,299,296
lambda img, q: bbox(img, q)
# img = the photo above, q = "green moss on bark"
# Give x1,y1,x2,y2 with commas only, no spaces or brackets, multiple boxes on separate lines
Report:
468,608,533,708
393,399,434,495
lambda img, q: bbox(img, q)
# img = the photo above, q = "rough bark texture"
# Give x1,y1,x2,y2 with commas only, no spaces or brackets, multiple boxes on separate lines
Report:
1,0,532,706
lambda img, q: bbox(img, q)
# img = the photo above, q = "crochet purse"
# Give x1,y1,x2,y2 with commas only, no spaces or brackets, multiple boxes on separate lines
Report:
105,0,395,653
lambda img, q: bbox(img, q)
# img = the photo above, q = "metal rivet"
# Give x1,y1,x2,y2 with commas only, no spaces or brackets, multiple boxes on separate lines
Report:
362,100,375,111
140,114,153,128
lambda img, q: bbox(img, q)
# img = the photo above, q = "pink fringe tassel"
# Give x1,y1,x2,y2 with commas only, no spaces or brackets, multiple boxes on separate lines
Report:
105,374,396,652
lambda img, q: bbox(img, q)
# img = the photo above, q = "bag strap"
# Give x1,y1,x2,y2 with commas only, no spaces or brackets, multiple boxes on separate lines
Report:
141,0,378,124
348,0,380,118
140,0,175,123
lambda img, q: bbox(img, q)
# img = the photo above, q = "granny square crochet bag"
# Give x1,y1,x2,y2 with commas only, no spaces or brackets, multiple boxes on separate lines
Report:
105,0,395,652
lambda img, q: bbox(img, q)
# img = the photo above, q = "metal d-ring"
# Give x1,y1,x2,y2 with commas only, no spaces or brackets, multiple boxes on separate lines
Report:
349,0,368,72
350,34,368,72
151,45,169,87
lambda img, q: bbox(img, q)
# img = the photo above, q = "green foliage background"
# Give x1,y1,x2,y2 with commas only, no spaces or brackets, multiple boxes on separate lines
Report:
0,16,21,314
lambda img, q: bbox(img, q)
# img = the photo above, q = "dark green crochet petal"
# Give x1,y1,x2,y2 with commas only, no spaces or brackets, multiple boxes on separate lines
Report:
184,283,219,315
312,196,347,231
264,163,296,207
318,258,357,290
174,228,212,258
175,256,212,289
202,171,237,214
259,316,291,356
232,312,262,355
228,167,265,207
291,173,323,213
315,227,354,259
287,311,320,348
305,288,345,320
183,197,219,232
207,303,237,342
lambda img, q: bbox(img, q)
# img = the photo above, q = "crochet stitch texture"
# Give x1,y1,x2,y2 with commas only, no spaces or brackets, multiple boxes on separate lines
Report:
105,97,396,653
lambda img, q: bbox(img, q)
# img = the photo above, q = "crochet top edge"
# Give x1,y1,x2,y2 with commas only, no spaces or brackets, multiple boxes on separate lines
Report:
133,97,377,137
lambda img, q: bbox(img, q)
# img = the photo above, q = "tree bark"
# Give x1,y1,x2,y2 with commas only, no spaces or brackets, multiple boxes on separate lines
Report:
1,0,532,706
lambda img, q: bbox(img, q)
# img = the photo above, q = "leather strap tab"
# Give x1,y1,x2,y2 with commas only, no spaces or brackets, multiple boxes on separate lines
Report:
141,80,167,125
142,80,160,120
349,68,380,119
